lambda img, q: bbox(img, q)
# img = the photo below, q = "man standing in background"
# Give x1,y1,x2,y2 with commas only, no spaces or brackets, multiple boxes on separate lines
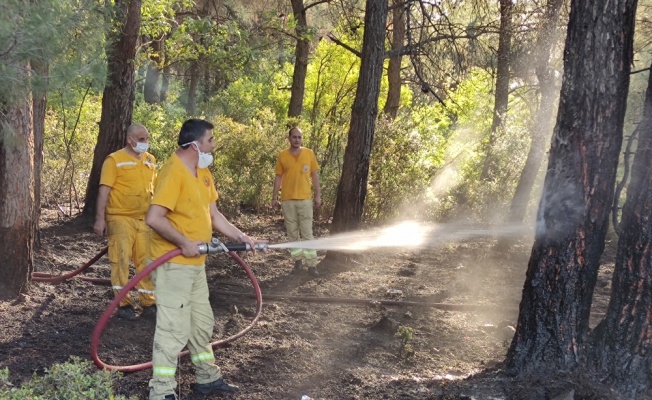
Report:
272,127,322,276
94,123,157,320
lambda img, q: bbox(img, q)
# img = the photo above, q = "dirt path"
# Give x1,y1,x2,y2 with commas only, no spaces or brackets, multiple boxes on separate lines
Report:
0,209,630,399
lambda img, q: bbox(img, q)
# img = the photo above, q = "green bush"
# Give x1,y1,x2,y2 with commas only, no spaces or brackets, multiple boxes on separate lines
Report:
0,357,135,400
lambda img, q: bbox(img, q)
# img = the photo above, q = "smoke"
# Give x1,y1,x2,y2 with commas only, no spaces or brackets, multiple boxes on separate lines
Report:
535,178,585,241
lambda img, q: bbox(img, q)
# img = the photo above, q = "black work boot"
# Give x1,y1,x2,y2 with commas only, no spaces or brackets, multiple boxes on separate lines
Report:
141,305,157,318
293,259,303,272
163,394,177,400
195,378,240,395
116,306,137,321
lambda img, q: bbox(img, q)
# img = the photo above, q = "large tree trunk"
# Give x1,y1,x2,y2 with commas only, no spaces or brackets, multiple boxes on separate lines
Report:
288,0,309,119
83,0,141,217
590,62,652,397
382,0,405,120
505,0,636,374
0,67,36,299
503,0,564,226
480,0,512,180
329,0,388,234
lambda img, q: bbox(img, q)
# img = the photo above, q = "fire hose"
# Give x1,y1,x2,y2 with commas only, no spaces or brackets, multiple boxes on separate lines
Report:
90,238,267,372
32,247,108,284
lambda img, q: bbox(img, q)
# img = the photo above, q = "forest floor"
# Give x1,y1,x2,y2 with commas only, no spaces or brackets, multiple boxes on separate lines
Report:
0,208,644,400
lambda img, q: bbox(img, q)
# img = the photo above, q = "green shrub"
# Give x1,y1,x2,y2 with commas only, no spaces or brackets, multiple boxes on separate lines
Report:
0,357,135,400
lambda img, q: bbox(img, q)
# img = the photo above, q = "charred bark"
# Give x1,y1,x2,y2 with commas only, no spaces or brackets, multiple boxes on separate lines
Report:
590,62,652,397
329,0,388,235
83,0,141,217
505,0,636,375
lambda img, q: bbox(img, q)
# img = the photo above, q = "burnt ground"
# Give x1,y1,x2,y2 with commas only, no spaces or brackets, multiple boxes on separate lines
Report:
0,208,645,400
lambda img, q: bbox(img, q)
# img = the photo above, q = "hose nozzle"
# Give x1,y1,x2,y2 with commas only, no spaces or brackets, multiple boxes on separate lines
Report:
198,237,268,254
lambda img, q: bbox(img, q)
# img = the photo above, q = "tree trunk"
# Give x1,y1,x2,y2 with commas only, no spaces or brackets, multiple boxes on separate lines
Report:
187,61,198,115
590,62,652,397
505,0,636,374
481,0,512,180
143,37,162,104
83,0,141,218
0,67,36,299
160,63,170,103
383,0,405,120
288,0,309,119
503,0,564,226
32,58,47,249
329,0,388,235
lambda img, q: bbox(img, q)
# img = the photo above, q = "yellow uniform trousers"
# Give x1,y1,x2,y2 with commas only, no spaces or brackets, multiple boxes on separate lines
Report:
106,215,155,308
281,199,318,267
148,262,221,400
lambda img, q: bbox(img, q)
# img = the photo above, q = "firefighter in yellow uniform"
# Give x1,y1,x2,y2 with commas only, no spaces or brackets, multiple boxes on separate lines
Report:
94,123,157,320
146,119,265,400
272,127,322,276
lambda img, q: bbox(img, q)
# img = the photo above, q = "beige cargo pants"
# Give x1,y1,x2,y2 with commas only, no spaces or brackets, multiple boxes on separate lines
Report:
281,199,318,267
148,262,221,400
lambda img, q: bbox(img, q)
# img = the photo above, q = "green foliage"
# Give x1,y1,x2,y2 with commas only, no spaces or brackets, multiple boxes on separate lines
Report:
434,69,535,221
0,357,135,400
43,90,103,211
395,325,415,358
206,111,287,214
365,105,451,222
0,0,107,106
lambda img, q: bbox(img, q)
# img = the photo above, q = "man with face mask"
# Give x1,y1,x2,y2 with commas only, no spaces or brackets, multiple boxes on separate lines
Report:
145,118,265,400
94,123,157,320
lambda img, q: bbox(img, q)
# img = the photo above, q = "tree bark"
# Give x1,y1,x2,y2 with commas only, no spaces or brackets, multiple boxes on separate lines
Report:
504,0,564,225
505,0,636,374
83,0,141,217
382,0,405,120
32,59,47,249
329,0,388,234
0,65,36,299
590,62,652,397
288,0,310,119
481,0,512,180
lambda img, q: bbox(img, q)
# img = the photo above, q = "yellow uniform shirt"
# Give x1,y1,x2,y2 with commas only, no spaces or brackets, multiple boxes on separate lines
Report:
149,154,218,265
100,149,156,218
274,148,319,201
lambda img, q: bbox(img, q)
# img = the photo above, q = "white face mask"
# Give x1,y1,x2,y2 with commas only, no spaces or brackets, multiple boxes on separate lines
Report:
190,141,213,169
131,141,149,154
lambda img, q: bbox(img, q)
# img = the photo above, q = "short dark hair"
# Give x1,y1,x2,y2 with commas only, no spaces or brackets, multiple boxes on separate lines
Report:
178,119,214,146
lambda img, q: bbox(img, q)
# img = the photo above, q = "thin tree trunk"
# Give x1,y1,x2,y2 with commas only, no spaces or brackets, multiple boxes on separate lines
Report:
83,0,141,217
505,0,636,374
503,0,564,226
32,59,47,249
383,0,405,119
590,62,652,397
481,0,512,180
144,36,162,104
187,61,198,115
288,0,309,119
329,0,388,235
0,66,36,299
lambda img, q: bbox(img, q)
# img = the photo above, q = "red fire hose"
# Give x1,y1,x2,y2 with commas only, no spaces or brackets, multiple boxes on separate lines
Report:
90,241,264,372
32,247,108,283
